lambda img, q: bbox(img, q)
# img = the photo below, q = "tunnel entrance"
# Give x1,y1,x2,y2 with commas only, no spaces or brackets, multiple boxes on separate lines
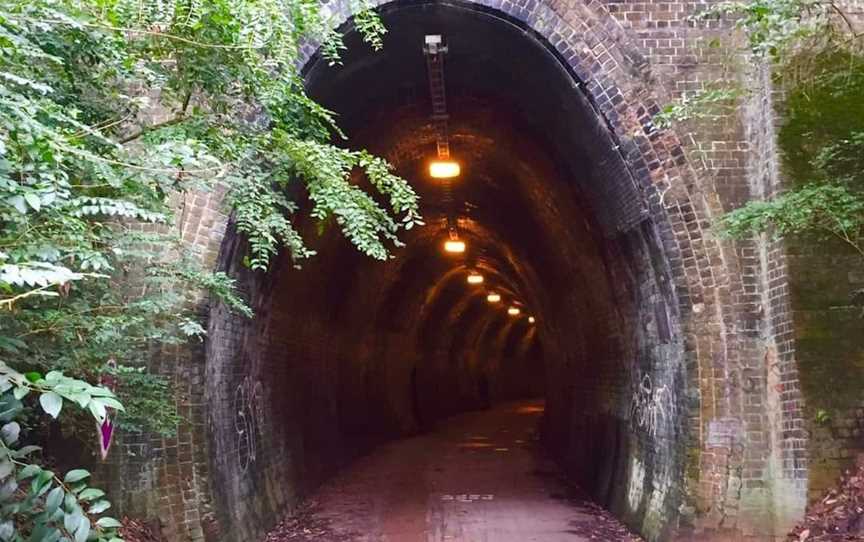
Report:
206,2,693,540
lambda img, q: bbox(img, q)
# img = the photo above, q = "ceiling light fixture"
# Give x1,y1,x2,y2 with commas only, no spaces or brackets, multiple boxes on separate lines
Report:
508,307,521,316
444,239,466,254
487,293,501,303
528,316,536,324
429,160,460,179
467,273,484,284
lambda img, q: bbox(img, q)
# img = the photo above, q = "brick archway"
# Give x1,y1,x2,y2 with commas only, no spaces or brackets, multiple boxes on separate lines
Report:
289,1,806,537
102,1,806,541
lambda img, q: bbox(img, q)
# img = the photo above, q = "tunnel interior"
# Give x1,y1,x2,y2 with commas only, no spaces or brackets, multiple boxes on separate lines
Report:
206,3,688,540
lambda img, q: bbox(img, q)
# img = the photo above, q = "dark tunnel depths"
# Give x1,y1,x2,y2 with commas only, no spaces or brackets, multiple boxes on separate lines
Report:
206,2,683,540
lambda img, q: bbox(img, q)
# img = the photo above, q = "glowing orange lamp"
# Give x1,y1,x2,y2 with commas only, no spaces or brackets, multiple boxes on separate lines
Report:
429,160,460,179
467,273,484,284
444,239,466,253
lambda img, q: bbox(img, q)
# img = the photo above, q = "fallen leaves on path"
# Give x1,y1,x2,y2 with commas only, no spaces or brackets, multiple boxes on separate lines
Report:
264,500,359,542
567,500,644,541
788,455,864,541
120,517,163,542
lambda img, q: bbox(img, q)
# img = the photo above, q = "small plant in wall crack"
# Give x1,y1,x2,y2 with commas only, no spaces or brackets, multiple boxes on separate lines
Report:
814,409,831,425
0,363,125,542
652,85,745,130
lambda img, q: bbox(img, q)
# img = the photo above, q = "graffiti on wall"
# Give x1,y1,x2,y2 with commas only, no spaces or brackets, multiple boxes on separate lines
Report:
628,456,646,512
627,455,672,537
629,372,676,438
234,376,264,472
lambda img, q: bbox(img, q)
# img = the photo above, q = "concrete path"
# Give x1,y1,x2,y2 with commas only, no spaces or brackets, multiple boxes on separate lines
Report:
264,400,641,542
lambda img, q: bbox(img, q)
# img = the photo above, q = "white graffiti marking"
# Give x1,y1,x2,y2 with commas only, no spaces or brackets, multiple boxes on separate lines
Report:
440,494,494,502
627,457,646,512
234,376,264,472
629,373,676,438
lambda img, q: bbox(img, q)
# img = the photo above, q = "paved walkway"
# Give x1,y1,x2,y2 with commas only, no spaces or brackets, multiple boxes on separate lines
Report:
264,400,641,542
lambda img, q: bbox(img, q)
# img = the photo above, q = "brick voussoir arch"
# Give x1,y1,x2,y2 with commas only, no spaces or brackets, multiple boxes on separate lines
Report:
302,0,778,536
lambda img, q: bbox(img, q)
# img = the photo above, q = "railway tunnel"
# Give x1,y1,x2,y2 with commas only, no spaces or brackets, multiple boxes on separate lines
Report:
204,2,701,540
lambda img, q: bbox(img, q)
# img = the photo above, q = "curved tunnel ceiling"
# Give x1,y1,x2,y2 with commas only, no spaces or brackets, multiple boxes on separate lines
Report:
206,4,687,538
297,2,641,361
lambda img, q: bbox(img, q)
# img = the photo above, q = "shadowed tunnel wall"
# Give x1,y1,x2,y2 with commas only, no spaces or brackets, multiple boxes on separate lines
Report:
100,1,812,541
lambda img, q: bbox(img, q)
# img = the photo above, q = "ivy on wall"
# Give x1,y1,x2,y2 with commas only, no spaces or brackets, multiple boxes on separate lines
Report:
658,0,864,272
668,0,864,418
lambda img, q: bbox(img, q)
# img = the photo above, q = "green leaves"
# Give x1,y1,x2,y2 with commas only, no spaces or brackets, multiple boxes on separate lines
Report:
719,183,864,244
45,486,63,513
227,168,314,270
693,0,833,61
0,262,88,288
0,375,124,542
104,364,180,436
0,0,417,372
0,447,123,542
96,517,122,529
39,391,62,418
653,86,744,129
0,423,18,446
0,363,124,424
719,50,864,265
264,136,421,263
354,8,388,52
63,470,90,484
